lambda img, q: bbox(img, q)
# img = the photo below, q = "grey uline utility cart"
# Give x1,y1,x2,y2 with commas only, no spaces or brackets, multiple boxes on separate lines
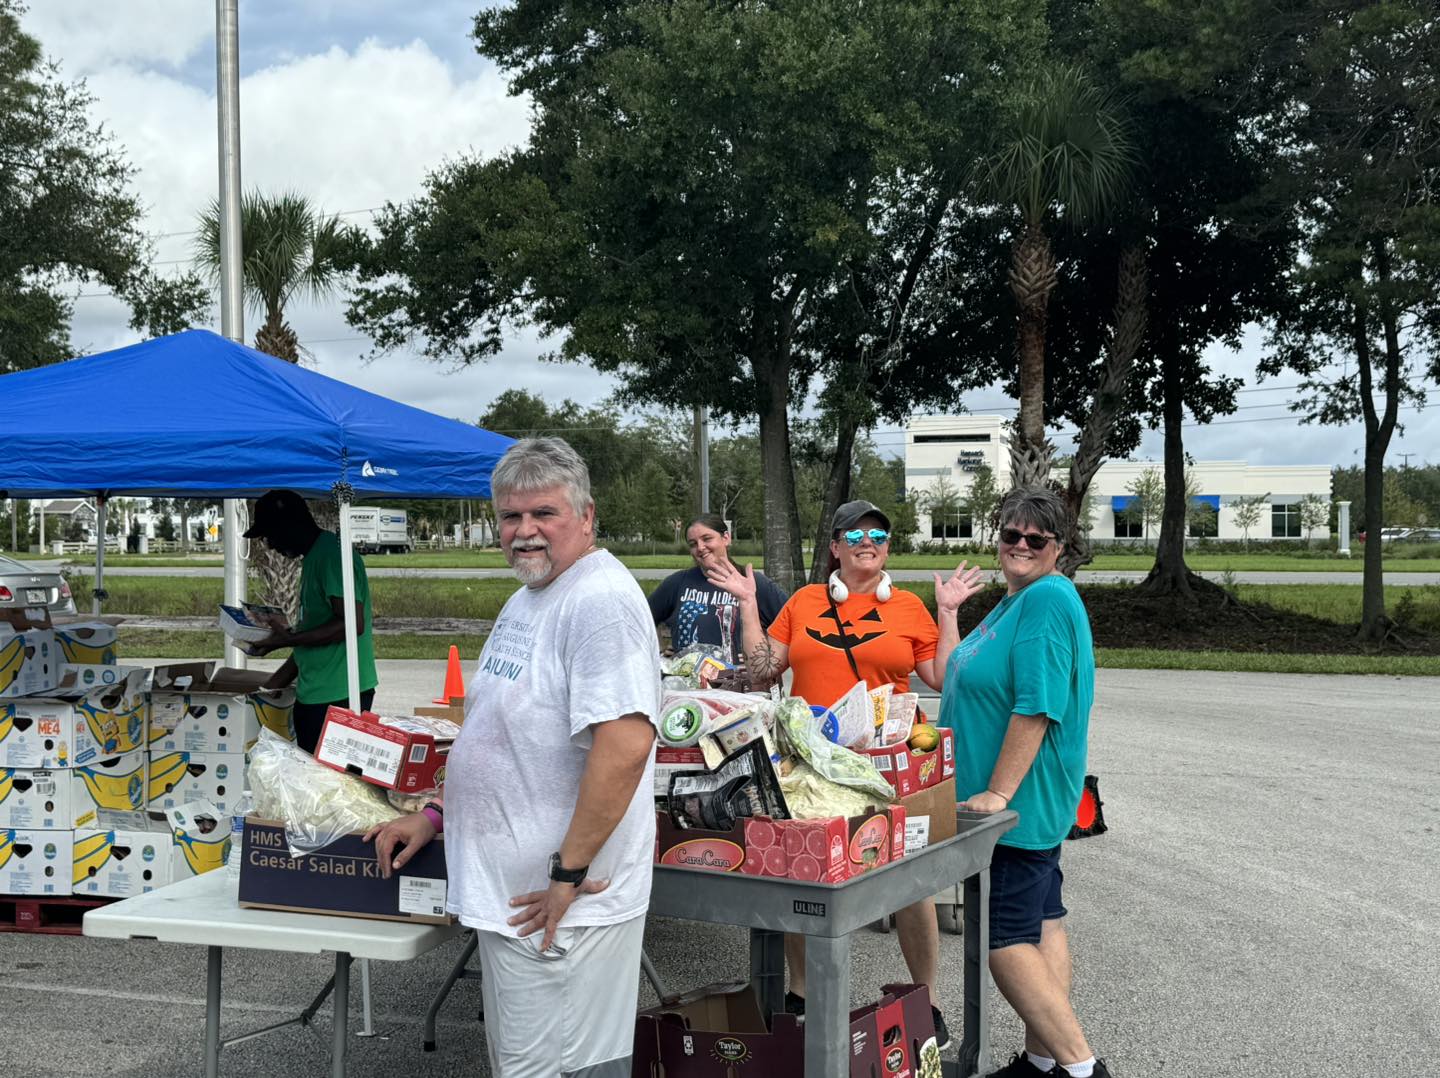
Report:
648,808,1017,1078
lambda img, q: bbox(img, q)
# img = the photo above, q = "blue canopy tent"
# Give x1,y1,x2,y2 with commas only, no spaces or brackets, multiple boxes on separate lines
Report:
0,329,514,706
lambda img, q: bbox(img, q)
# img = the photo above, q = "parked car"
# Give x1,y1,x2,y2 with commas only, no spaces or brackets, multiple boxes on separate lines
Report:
0,554,77,616
1378,527,1413,542
1399,527,1440,543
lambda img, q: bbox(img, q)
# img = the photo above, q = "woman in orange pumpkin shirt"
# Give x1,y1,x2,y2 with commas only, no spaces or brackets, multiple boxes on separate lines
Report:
708,499,983,1048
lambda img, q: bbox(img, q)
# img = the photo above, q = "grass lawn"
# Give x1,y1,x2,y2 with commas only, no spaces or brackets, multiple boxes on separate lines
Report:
77,550,1440,573
119,629,490,661
1095,648,1440,675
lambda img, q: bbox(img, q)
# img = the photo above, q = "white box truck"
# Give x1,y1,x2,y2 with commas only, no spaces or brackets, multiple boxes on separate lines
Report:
348,507,412,554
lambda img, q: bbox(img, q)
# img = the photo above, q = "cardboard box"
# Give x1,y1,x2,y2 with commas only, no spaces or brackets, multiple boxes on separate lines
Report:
238,818,452,924
899,776,958,853
0,613,61,699
166,800,231,879
53,622,119,665
148,662,293,750
0,752,151,830
631,981,938,1078
72,828,172,897
61,663,147,691
861,726,955,798
655,806,906,884
0,670,148,767
0,767,76,829
653,745,705,798
0,827,73,896
148,750,247,816
314,708,456,793
632,982,804,1078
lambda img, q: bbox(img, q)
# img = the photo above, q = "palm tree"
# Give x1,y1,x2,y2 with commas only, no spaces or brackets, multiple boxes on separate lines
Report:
195,191,346,617
980,66,1134,488
195,190,345,363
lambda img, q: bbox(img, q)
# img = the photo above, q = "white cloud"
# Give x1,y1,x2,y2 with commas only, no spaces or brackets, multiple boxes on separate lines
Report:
22,1,211,73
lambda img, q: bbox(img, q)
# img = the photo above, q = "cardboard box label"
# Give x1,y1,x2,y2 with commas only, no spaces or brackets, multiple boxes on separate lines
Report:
317,723,405,779
398,875,447,917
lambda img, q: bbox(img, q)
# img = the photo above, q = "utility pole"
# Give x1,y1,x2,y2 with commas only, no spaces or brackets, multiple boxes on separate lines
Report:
1398,452,1415,470
216,0,247,669
694,405,710,515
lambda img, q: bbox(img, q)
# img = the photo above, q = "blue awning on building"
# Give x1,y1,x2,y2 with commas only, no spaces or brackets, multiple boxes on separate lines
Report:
1192,495,1221,510
1111,495,1133,511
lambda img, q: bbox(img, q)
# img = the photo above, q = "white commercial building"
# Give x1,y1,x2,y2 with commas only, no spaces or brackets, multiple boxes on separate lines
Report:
905,415,1332,544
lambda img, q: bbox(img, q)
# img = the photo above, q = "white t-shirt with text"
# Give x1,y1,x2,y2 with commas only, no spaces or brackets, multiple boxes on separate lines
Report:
444,549,661,935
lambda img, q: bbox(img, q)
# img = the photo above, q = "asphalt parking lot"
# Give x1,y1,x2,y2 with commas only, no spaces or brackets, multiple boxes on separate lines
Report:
2,667,1436,1077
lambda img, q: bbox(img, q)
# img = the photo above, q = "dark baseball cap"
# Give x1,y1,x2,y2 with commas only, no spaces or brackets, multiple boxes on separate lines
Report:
243,490,312,538
832,499,892,534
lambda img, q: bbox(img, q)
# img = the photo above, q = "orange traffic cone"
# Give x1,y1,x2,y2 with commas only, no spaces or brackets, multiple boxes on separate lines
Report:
434,645,465,704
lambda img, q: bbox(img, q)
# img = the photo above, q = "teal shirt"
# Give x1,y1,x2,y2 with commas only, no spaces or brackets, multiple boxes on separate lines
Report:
939,575,1094,849
294,531,378,705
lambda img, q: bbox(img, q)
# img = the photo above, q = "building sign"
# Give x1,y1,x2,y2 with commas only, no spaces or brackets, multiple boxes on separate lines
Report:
956,450,986,473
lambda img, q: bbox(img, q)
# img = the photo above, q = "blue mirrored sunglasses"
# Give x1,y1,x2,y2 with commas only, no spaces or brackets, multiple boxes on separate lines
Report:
841,528,890,546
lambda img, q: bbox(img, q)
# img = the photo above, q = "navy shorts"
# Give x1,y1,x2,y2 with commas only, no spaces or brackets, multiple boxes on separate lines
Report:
988,843,1067,950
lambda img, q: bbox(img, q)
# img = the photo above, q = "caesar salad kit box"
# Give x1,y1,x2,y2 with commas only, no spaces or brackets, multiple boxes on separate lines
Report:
238,818,452,924
72,827,172,898
0,669,149,767
52,621,119,665
0,827,74,896
147,750,247,816
148,662,294,750
0,609,61,700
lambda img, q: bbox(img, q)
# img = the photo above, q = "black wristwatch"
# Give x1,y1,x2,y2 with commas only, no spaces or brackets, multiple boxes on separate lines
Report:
548,852,589,887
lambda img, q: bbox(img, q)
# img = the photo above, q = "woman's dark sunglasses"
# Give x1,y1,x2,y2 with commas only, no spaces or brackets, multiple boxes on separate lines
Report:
841,528,890,546
1000,527,1055,551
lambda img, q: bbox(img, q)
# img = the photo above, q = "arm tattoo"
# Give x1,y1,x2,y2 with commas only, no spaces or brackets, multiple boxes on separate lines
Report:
746,637,784,689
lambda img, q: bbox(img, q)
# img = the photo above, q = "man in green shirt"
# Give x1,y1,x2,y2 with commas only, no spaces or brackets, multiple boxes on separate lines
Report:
245,490,378,753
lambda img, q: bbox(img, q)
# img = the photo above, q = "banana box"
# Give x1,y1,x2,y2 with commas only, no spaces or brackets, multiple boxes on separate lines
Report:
0,827,73,896
0,616,61,700
166,799,230,880
61,663,148,692
147,750,247,817
0,767,76,829
149,662,294,752
53,622,119,665
8,668,151,767
72,828,172,897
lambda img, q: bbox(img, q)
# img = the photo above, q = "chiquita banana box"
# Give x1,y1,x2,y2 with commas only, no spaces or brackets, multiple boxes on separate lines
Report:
0,827,73,896
0,623,60,700
165,800,229,880
53,622,119,666
0,668,149,768
149,662,294,753
0,751,147,829
0,766,76,829
147,751,246,817
72,828,171,898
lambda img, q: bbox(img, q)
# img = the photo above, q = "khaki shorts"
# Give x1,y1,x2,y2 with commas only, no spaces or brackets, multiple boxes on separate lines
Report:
476,915,645,1078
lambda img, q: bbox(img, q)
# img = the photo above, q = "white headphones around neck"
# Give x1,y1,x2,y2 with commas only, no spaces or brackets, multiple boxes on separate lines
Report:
829,570,892,603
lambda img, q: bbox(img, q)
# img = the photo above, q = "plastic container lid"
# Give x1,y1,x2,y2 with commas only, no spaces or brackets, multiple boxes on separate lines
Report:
810,705,840,743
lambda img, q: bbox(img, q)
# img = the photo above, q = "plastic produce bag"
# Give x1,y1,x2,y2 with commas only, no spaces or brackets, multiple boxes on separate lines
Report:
660,643,731,685
779,761,885,820
248,729,402,855
774,696,894,801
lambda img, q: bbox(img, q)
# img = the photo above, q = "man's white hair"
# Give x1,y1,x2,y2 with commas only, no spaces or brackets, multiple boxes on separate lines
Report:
491,436,594,517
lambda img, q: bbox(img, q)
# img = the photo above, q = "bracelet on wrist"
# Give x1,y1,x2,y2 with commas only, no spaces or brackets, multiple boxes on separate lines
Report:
986,788,1011,805
421,805,444,834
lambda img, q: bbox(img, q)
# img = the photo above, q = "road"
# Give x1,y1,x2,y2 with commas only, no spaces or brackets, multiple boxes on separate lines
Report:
40,563,1440,585
1,665,1436,1077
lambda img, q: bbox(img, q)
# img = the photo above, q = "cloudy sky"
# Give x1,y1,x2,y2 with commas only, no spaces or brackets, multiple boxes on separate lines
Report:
23,1,1437,469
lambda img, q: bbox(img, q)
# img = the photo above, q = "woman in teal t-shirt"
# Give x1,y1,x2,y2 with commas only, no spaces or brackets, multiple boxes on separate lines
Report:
938,487,1114,1078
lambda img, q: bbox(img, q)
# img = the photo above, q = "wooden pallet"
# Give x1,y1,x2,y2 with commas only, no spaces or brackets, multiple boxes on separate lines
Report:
0,894,116,935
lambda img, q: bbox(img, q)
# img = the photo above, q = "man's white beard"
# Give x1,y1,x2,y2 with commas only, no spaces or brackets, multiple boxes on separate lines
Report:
510,542,552,585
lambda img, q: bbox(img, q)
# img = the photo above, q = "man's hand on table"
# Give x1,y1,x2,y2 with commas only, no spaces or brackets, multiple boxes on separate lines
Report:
508,877,610,953
363,812,437,877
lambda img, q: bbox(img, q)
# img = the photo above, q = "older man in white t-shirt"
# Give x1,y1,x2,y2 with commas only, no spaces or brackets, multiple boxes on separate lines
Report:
366,437,660,1078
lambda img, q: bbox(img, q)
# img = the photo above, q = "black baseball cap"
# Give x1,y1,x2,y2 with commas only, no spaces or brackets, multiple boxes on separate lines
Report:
243,490,312,538
832,499,892,534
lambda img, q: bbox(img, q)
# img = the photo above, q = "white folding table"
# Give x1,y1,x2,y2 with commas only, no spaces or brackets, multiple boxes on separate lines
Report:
83,871,463,1078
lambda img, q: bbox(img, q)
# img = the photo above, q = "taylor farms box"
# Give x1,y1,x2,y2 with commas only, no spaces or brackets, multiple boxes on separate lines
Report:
0,827,74,896
0,618,60,699
147,751,247,816
166,800,230,879
72,828,172,897
861,727,955,798
655,806,906,884
148,662,293,749
53,622,119,665
631,981,938,1078
899,777,958,852
315,708,456,793
239,818,452,924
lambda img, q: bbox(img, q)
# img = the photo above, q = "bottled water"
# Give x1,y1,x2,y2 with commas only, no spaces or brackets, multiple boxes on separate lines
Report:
226,791,254,883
